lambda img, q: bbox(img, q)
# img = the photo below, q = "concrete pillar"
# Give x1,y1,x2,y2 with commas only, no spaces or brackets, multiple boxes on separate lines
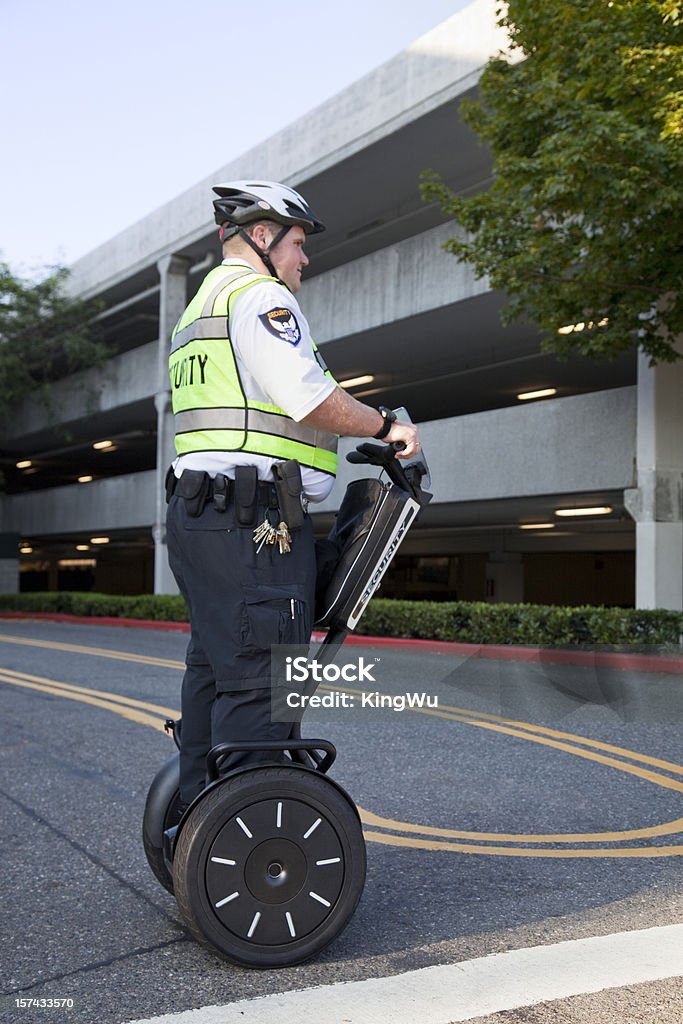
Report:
154,254,190,595
485,552,524,604
0,533,20,593
624,342,683,610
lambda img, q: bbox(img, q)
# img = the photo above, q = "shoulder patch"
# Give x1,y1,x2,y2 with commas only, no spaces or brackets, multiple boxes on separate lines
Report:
258,307,301,346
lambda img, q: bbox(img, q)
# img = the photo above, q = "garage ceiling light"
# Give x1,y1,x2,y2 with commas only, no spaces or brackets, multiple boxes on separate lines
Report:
90,536,110,544
519,523,555,530
78,475,93,483
16,459,32,469
557,318,608,335
555,506,613,517
339,375,375,389
517,388,557,401
93,440,115,450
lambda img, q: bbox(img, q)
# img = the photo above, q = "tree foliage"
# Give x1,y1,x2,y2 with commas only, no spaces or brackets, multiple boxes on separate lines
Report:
0,261,107,414
422,0,683,363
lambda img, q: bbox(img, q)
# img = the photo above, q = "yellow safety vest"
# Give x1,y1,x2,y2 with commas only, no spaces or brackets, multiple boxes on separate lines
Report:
169,265,338,475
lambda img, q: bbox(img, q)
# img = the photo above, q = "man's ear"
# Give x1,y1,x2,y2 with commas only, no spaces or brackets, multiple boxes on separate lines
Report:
249,223,269,251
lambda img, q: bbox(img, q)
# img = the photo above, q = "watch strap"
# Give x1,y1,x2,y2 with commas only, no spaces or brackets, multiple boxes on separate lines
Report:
373,405,396,440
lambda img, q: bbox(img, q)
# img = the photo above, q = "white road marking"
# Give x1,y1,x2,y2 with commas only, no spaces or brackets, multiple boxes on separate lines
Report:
120,924,683,1024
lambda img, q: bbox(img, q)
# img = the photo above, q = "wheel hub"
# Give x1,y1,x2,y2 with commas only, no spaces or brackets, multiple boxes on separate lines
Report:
245,838,307,903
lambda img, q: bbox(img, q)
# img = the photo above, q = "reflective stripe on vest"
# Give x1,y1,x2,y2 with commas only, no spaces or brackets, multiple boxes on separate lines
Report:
169,266,338,474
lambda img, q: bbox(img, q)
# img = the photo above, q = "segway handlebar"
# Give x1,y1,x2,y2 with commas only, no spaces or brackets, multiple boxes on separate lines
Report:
346,441,432,506
207,739,337,779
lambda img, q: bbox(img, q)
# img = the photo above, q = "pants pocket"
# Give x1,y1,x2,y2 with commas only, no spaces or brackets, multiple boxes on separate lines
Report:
241,585,311,652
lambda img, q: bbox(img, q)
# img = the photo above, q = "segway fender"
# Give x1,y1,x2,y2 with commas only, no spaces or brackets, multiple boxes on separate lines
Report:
142,752,182,893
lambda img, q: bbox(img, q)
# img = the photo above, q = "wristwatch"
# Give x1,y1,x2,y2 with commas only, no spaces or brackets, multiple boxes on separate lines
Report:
373,405,397,440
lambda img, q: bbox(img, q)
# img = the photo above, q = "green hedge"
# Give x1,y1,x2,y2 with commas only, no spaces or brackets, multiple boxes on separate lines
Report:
0,591,190,622
0,592,681,647
357,599,683,647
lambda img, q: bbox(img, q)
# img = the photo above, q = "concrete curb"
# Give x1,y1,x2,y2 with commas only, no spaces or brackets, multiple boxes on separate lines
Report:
1,610,682,673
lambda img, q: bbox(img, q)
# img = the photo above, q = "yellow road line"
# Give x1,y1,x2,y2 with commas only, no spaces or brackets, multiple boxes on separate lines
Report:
0,672,168,733
416,708,683,795
0,632,184,670
0,666,179,717
319,682,683,779
437,699,683,778
362,831,683,858
358,805,683,844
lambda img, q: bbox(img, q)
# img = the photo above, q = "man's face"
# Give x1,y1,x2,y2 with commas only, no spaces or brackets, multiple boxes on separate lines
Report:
268,225,309,293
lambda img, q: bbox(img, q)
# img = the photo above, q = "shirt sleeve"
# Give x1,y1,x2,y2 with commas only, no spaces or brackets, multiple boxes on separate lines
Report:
229,280,336,421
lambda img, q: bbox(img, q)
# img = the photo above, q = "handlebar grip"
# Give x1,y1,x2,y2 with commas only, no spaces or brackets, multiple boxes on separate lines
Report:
346,449,371,464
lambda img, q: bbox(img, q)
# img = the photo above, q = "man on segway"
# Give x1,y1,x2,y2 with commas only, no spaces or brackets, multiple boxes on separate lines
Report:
165,180,420,810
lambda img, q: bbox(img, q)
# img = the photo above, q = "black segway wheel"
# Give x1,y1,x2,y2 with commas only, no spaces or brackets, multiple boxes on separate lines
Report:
142,752,183,894
172,765,366,967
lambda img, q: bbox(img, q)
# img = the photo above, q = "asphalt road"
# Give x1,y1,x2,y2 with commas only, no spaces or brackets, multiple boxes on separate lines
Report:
1,619,682,1024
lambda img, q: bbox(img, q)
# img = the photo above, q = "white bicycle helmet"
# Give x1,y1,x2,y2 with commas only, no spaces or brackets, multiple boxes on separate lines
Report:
212,180,325,235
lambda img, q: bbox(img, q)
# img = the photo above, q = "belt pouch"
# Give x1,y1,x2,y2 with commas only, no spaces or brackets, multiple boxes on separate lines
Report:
213,473,228,512
176,470,210,517
272,460,305,531
235,465,258,526
165,466,175,503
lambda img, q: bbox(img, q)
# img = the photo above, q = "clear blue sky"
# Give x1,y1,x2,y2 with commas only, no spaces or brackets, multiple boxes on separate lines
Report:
3,0,472,277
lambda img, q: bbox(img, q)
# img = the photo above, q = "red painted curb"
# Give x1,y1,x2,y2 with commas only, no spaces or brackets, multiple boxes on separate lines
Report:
1,611,682,674
0,611,190,632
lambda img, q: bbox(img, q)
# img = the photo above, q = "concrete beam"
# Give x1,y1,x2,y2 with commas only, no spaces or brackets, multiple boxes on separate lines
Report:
317,387,637,512
306,222,487,343
4,342,158,442
1,472,156,537
66,0,507,299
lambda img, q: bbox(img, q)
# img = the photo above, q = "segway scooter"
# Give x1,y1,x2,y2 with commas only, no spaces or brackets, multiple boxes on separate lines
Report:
143,427,431,967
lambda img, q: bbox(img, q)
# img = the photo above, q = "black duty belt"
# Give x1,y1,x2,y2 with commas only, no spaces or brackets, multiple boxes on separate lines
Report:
166,467,278,520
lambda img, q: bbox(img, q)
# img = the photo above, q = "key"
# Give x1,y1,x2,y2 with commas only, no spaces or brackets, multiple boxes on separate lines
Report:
253,517,272,543
276,521,292,555
253,517,276,553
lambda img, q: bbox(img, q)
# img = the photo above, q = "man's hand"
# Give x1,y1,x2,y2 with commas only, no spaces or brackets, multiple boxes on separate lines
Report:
384,420,420,460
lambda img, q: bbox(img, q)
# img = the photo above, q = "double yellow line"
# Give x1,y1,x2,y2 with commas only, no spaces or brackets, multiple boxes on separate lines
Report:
0,632,180,732
1,632,682,858
0,665,176,733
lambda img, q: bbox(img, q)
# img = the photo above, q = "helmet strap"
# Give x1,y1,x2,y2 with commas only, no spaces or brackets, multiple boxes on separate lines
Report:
238,225,291,282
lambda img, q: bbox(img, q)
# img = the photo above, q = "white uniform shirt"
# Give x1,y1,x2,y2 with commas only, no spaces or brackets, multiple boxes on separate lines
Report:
173,259,337,502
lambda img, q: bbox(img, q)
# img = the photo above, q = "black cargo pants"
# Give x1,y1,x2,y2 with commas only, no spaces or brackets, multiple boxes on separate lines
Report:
166,484,315,804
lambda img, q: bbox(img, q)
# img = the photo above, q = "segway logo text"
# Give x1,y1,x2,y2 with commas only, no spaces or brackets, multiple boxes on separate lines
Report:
285,656,377,684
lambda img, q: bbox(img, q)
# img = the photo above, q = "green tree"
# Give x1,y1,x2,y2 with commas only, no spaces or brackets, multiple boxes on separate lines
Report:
422,0,683,364
0,261,107,415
